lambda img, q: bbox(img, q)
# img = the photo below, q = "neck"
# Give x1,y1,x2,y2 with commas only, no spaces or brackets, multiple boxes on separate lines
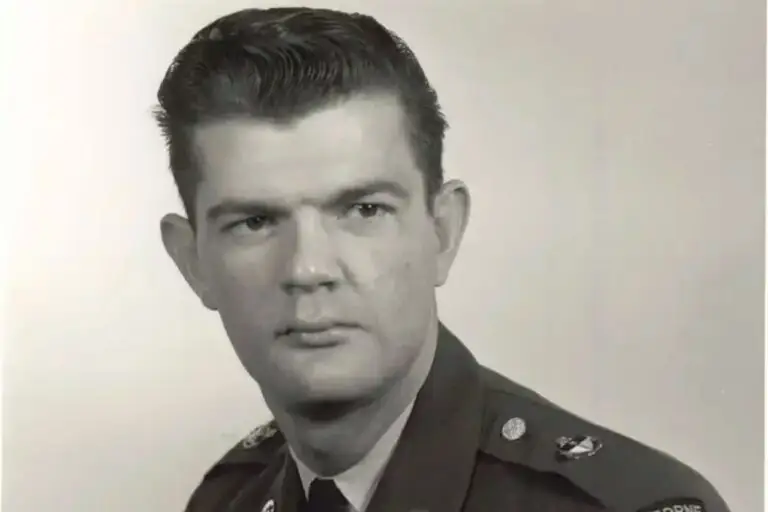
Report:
273,319,439,476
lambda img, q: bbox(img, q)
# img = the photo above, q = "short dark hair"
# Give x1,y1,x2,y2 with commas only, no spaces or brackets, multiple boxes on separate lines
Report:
153,7,448,223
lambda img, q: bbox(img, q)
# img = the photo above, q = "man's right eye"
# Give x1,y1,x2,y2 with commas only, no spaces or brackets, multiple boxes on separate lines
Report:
225,215,273,234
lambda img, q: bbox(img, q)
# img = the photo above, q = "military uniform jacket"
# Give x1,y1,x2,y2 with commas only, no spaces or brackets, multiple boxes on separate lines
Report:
185,325,731,512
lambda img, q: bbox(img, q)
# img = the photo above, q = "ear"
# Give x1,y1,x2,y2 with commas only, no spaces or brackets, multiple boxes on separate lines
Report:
431,179,471,287
160,213,218,311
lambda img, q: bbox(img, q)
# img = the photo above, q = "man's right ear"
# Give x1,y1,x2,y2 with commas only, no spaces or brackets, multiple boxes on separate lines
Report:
160,213,218,311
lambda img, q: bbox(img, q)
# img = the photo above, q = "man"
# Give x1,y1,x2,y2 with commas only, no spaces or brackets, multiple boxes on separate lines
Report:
154,6,731,512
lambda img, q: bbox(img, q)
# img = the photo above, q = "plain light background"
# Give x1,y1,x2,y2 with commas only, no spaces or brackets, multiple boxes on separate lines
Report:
2,1,764,511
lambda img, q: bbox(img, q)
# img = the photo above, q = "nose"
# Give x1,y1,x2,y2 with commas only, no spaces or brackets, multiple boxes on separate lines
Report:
281,212,342,294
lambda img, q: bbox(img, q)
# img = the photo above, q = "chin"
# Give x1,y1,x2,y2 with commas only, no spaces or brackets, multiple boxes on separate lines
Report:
307,372,381,399
281,373,383,417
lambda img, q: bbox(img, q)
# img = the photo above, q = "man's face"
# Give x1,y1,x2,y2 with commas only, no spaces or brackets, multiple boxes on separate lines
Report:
162,93,468,412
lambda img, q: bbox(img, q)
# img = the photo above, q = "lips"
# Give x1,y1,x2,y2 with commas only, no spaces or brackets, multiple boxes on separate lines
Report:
277,321,360,347
278,320,359,336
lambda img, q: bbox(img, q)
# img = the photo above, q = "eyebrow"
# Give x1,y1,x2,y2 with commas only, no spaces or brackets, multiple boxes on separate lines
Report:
205,179,412,222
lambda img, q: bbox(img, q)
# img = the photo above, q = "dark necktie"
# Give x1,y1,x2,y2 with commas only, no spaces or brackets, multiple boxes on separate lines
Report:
305,478,349,512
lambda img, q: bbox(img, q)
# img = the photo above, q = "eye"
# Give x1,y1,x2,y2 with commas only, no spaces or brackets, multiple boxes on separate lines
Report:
346,203,391,219
243,215,270,230
225,215,274,234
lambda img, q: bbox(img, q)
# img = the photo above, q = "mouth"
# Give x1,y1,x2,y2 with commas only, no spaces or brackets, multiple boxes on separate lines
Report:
277,321,360,347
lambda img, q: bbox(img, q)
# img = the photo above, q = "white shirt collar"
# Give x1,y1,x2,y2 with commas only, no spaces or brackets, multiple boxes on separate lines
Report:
291,402,414,512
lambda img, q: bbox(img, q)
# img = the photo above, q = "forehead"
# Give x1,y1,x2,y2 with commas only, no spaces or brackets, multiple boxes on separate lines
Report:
191,93,421,210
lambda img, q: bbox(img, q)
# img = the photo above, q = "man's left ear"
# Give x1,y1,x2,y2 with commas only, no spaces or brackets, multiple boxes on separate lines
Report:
431,179,471,287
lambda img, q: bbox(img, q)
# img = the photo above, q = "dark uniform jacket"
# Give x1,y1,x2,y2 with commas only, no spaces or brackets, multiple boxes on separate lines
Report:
185,324,732,512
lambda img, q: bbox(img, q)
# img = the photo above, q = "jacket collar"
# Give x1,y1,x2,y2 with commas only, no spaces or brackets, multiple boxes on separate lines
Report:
253,323,484,512
364,323,484,512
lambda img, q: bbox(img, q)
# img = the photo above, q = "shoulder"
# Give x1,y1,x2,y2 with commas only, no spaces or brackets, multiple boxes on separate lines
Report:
184,420,285,512
477,368,731,512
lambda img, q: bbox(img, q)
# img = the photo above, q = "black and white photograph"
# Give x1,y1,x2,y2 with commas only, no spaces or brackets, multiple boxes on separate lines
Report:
2,1,765,511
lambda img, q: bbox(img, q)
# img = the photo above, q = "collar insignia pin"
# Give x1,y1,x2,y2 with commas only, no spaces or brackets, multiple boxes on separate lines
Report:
501,417,527,441
555,435,602,461
242,422,277,449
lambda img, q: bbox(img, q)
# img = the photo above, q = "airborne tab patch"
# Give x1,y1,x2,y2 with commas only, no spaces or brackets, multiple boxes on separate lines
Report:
636,498,706,512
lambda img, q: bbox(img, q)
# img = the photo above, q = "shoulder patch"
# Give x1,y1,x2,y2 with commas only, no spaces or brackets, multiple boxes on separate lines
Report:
480,390,731,512
636,498,707,512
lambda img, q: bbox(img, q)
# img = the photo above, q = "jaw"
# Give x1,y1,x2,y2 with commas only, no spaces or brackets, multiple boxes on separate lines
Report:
265,315,439,476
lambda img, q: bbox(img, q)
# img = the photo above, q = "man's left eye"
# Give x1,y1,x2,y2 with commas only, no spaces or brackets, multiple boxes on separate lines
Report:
347,203,390,218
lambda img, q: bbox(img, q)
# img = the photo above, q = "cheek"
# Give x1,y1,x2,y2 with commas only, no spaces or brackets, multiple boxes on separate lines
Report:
352,227,438,307
203,246,283,316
